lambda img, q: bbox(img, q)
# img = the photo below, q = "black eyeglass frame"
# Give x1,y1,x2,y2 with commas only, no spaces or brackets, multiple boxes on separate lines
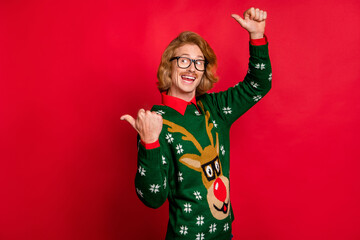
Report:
170,56,208,72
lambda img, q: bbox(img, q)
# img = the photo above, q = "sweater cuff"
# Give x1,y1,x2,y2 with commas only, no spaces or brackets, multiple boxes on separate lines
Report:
140,139,160,149
250,35,268,46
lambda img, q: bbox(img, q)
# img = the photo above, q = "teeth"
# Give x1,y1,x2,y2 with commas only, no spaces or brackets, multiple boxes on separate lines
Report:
182,75,195,80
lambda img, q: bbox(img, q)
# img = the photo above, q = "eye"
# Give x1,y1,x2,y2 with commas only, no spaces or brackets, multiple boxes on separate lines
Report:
206,165,213,178
215,160,220,174
180,58,189,64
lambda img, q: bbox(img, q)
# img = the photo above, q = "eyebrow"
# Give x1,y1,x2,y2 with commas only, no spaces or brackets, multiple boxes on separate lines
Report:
180,53,204,59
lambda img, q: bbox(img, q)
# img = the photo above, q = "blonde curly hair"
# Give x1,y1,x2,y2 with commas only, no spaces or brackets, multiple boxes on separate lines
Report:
157,31,218,96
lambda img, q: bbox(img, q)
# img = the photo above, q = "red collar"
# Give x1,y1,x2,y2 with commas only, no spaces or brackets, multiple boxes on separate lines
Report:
161,92,198,115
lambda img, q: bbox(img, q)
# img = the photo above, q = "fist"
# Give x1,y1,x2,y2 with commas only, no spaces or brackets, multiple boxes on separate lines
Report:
121,109,163,144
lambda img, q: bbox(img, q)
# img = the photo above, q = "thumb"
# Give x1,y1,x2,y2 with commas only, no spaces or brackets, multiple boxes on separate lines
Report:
231,14,246,28
120,114,137,130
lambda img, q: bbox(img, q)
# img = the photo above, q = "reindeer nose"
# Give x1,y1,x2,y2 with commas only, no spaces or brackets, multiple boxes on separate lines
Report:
214,178,227,202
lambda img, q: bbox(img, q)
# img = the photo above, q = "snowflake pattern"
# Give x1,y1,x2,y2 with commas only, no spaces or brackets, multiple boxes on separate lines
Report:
163,177,167,189
212,120,218,128
247,68,251,74
209,223,217,233
194,191,202,200
253,95,262,102
176,144,184,154
250,81,259,88
255,63,266,70
178,172,184,182
162,155,166,165
156,110,165,115
194,110,201,116
136,188,143,198
149,184,160,193
224,223,230,231
138,166,146,176
268,72,272,81
222,107,232,115
220,145,225,156
184,203,192,213
165,133,174,143
196,215,204,226
196,233,205,240
179,226,188,235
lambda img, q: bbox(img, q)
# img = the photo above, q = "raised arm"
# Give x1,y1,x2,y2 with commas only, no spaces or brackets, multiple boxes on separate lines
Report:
205,7,271,125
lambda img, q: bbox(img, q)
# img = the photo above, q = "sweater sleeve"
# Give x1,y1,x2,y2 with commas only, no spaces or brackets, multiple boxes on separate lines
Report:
135,135,169,209
206,42,272,126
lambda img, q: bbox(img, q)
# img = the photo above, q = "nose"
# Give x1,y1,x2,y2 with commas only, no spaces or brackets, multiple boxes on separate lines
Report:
188,61,196,72
213,178,227,202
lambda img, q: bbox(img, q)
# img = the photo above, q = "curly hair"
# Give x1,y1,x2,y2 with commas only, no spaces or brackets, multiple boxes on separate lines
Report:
157,31,218,96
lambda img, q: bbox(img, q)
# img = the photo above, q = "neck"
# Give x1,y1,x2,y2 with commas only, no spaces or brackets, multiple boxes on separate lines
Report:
167,89,195,102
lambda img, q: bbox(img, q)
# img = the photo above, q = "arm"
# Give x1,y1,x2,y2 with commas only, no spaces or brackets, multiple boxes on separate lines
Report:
207,8,272,125
121,110,168,208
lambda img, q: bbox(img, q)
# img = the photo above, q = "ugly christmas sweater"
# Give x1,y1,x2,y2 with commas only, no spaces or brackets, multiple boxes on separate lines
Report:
135,42,271,240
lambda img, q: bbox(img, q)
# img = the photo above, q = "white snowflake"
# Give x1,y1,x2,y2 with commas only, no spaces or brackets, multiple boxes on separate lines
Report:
194,110,201,116
165,133,174,143
247,68,251,74
220,145,225,156
156,110,165,115
255,63,266,70
268,72,272,81
212,120,218,128
136,188,143,198
222,107,232,115
194,191,202,200
253,95,262,102
138,166,146,176
234,82,240,87
209,223,217,233
250,81,259,88
179,225,188,235
196,233,205,240
162,155,167,165
176,144,184,154
149,184,160,193
178,172,184,182
184,203,192,213
163,177,167,189
196,215,204,226
224,223,230,231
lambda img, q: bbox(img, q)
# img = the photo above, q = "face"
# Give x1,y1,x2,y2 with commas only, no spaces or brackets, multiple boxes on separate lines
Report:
169,44,205,101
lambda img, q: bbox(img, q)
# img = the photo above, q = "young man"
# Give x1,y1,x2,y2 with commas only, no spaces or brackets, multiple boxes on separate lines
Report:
121,7,271,239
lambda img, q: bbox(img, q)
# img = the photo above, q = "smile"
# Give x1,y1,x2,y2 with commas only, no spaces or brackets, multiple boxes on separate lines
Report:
181,75,196,82
213,201,229,214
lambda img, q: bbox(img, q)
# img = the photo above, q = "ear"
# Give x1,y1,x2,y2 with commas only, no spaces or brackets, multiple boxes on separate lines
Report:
179,154,202,172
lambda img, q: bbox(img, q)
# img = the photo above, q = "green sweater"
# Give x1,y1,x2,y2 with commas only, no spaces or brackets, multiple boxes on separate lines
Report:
135,43,271,239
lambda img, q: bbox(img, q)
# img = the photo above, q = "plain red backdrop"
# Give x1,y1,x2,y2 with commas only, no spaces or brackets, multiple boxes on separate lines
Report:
1,0,360,239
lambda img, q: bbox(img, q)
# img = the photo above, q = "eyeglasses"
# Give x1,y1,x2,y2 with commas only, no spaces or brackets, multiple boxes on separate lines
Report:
170,56,207,71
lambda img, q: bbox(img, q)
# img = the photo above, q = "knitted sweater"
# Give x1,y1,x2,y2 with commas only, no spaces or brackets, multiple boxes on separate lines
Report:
135,43,271,240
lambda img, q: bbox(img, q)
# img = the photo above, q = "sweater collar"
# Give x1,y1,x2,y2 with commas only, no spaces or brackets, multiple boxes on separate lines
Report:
161,91,197,115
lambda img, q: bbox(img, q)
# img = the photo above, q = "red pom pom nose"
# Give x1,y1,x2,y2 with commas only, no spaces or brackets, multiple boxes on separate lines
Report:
213,178,227,202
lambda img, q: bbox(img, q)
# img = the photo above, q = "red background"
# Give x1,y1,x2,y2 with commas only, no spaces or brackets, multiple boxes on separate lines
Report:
1,0,360,239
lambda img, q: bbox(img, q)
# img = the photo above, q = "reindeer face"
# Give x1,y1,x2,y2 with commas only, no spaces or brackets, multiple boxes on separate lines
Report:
179,142,230,220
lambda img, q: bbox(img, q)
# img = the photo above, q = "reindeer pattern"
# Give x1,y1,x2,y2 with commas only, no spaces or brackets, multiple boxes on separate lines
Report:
163,101,231,221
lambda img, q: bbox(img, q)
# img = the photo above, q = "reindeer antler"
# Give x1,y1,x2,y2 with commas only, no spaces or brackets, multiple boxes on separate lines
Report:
163,119,203,154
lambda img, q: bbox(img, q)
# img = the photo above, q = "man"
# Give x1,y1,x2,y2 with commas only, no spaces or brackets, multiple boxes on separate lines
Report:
122,7,271,239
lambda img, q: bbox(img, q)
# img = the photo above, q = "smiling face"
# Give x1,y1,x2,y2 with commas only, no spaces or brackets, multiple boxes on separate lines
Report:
168,44,205,101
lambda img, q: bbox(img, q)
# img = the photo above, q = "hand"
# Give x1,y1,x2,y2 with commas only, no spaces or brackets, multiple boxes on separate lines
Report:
121,109,163,144
231,7,267,39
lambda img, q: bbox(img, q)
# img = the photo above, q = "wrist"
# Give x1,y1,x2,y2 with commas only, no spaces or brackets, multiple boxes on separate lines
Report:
250,32,264,40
